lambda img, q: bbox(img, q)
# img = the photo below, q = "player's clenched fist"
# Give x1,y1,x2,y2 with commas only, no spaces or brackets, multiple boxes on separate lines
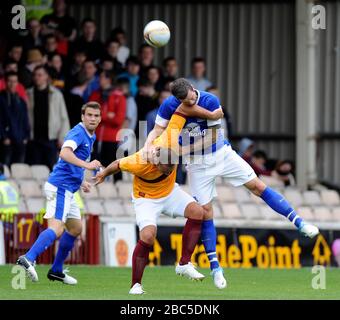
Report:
85,160,102,170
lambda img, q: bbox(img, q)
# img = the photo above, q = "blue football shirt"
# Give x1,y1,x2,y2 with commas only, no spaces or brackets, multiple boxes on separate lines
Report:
155,90,229,154
48,123,96,193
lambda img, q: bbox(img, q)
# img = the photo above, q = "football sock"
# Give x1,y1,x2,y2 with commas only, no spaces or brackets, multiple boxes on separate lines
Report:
131,240,152,287
201,219,220,270
51,232,77,273
261,187,304,228
179,218,202,265
26,228,57,262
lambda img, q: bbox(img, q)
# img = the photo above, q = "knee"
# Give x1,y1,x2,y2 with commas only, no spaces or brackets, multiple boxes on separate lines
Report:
185,203,203,220
247,178,267,197
67,225,82,237
140,230,155,246
255,182,267,197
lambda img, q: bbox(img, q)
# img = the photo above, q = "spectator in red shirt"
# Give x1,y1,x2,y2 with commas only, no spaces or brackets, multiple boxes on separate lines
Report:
0,60,28,102
90,70,126,181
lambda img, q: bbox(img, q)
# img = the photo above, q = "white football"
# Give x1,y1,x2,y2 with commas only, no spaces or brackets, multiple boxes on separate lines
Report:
143,20,170,48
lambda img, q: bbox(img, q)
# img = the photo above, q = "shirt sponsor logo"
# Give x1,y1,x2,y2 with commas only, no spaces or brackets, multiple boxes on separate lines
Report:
183,123,207,137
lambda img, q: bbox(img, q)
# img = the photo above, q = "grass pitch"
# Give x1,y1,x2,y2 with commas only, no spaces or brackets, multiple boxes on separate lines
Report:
0,265,339,300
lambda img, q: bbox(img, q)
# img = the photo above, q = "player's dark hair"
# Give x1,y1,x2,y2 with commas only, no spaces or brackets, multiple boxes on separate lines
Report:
82,101,101,115
169,78,193,100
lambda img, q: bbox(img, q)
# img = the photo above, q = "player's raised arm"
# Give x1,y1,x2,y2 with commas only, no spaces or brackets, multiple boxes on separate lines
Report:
60,147,102,170
143,95,174,159
177,103,224,120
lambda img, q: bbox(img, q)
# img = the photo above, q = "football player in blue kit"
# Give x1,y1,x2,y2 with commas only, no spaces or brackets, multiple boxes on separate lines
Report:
17,101,102,284
144,78,319,289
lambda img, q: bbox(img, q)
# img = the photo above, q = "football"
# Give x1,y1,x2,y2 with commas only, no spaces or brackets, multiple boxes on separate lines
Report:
143,20,171,48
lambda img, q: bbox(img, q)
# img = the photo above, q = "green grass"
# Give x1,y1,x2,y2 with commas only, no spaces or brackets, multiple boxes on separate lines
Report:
0,265,339,300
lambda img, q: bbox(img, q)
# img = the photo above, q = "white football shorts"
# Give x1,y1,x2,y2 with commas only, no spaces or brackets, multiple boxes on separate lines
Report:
43,182,81,222
186,144,257,205
132,183,196,231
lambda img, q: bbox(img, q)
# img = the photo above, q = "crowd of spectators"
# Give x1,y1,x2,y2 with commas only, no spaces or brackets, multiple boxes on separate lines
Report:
0,0,226,175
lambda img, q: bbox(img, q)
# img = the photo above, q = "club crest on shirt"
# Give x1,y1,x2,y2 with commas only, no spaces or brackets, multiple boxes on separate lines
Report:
183,122,207,137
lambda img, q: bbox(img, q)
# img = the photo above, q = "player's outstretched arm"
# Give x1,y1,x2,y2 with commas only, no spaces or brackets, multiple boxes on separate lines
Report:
93,160,121,185
177,104,224,120
60,147,102,170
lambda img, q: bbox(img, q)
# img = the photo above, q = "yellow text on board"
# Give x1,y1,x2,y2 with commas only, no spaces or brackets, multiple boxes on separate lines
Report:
155,233,332,268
